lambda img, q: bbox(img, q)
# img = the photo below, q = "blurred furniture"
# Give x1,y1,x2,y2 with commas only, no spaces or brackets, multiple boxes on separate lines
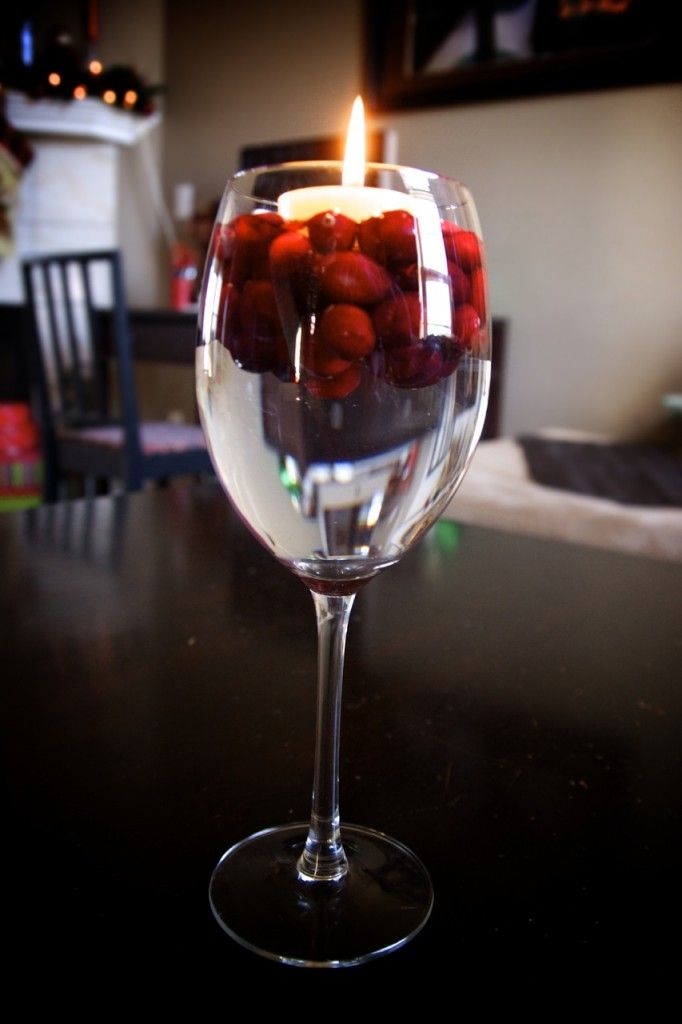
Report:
22,250,212,502
1,482,678,983
484,317,506,440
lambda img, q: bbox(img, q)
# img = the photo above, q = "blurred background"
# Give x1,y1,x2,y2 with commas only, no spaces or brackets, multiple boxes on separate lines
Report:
1,0,680,440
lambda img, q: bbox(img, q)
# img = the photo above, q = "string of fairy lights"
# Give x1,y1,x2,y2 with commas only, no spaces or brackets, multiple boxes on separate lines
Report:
2,11,160,117
38,55,156,114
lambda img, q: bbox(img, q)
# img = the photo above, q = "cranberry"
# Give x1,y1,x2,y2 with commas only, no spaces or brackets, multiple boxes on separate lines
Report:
235,279,289,373
307,210,357,253
357,209,416,266
233,211,284,240
320,251,391,306
469,266,486,322
229,212,285,286
306,364,361,399
453,303,481,347
441,220,461,256
442,224,482,271
384,338,444,388
213,223,234,264
301,333,352,378
216,281,239,347
269,230,317,313
231,330,289,374
437,337,465,380
449,262,471,304
381,210,417,265
357,216,385,263
373,292,421,349
239,279,278,330
394,263,419,290
319,304,375,360
269,230,312,276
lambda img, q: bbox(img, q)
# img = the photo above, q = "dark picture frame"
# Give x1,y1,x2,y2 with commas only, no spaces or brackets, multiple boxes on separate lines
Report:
364,1,679,112
239,132,386,170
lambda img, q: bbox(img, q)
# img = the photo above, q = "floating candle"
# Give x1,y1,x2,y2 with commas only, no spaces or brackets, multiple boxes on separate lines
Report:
278,97,411,222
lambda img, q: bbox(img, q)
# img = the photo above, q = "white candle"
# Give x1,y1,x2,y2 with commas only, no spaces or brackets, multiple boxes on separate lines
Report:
278,183,411,222
278,96,411,222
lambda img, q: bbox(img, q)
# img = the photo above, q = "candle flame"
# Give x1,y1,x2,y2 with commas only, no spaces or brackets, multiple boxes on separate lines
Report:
342,96,365,188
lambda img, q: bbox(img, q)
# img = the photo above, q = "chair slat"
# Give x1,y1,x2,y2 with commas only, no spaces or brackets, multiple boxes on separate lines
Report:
80,258,109,418
38,263,70,416
58,260,88,417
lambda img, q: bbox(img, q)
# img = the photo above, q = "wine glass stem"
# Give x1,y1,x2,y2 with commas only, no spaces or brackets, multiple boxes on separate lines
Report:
297,591,356,883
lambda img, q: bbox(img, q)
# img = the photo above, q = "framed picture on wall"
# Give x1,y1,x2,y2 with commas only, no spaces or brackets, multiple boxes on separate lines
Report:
364,0,679,111
239,132,386,170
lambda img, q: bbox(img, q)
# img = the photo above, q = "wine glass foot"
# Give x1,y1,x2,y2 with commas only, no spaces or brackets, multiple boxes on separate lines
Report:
209,822,433,968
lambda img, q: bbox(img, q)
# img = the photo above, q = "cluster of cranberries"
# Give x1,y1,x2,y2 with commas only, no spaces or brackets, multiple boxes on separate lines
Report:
209,207,486,398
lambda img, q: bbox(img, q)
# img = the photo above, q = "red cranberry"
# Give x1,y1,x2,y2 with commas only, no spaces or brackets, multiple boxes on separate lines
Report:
437,337,465,380
449,262,471,304
216,281,239,347
233,212,284,241
442,224,482,271
357,209,416,266
230,329,289,374
269,230,312,275
307,210,357,253
319,304,375,360
381,210,417,265
229,212,285,286
469,267,487,322
301,333,352,378
394,263,419,290
320,251,391,306
373,292,421,349
269,230,316,312
453,303,481,347
239,279,278,330
213,223,234,264
306,364,361,399
235,279,289,372
357,216,385,263
384,338,444,388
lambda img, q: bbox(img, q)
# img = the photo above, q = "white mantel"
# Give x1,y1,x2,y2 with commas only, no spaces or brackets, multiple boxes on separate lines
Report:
6,90,161,146
0,92,164,306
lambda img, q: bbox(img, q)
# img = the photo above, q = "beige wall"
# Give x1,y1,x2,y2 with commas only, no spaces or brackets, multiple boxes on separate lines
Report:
384,86,682,438
99,0,167,309
162,0,681,438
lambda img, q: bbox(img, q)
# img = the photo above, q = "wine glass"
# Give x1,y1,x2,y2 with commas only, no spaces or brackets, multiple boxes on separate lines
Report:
196,160,490,967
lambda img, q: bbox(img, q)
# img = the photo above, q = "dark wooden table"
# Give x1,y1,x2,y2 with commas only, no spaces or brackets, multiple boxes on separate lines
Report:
2,483,679,993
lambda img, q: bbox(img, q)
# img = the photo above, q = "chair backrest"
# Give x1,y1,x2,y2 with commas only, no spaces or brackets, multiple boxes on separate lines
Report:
22,250,142,458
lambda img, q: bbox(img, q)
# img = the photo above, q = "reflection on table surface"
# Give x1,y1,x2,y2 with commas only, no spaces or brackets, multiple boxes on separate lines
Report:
2,481,679,987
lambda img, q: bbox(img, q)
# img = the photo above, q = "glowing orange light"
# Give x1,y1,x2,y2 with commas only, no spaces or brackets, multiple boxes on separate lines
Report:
48,72,61,86
123,90,138,108
102,90,116,105
89,60,103,75
73,85,87,100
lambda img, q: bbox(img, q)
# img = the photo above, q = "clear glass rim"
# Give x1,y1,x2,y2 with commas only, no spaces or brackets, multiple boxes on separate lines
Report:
226,160,471,209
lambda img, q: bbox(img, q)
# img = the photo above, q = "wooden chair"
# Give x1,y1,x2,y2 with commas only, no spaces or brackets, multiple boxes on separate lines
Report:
22,250,213,502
